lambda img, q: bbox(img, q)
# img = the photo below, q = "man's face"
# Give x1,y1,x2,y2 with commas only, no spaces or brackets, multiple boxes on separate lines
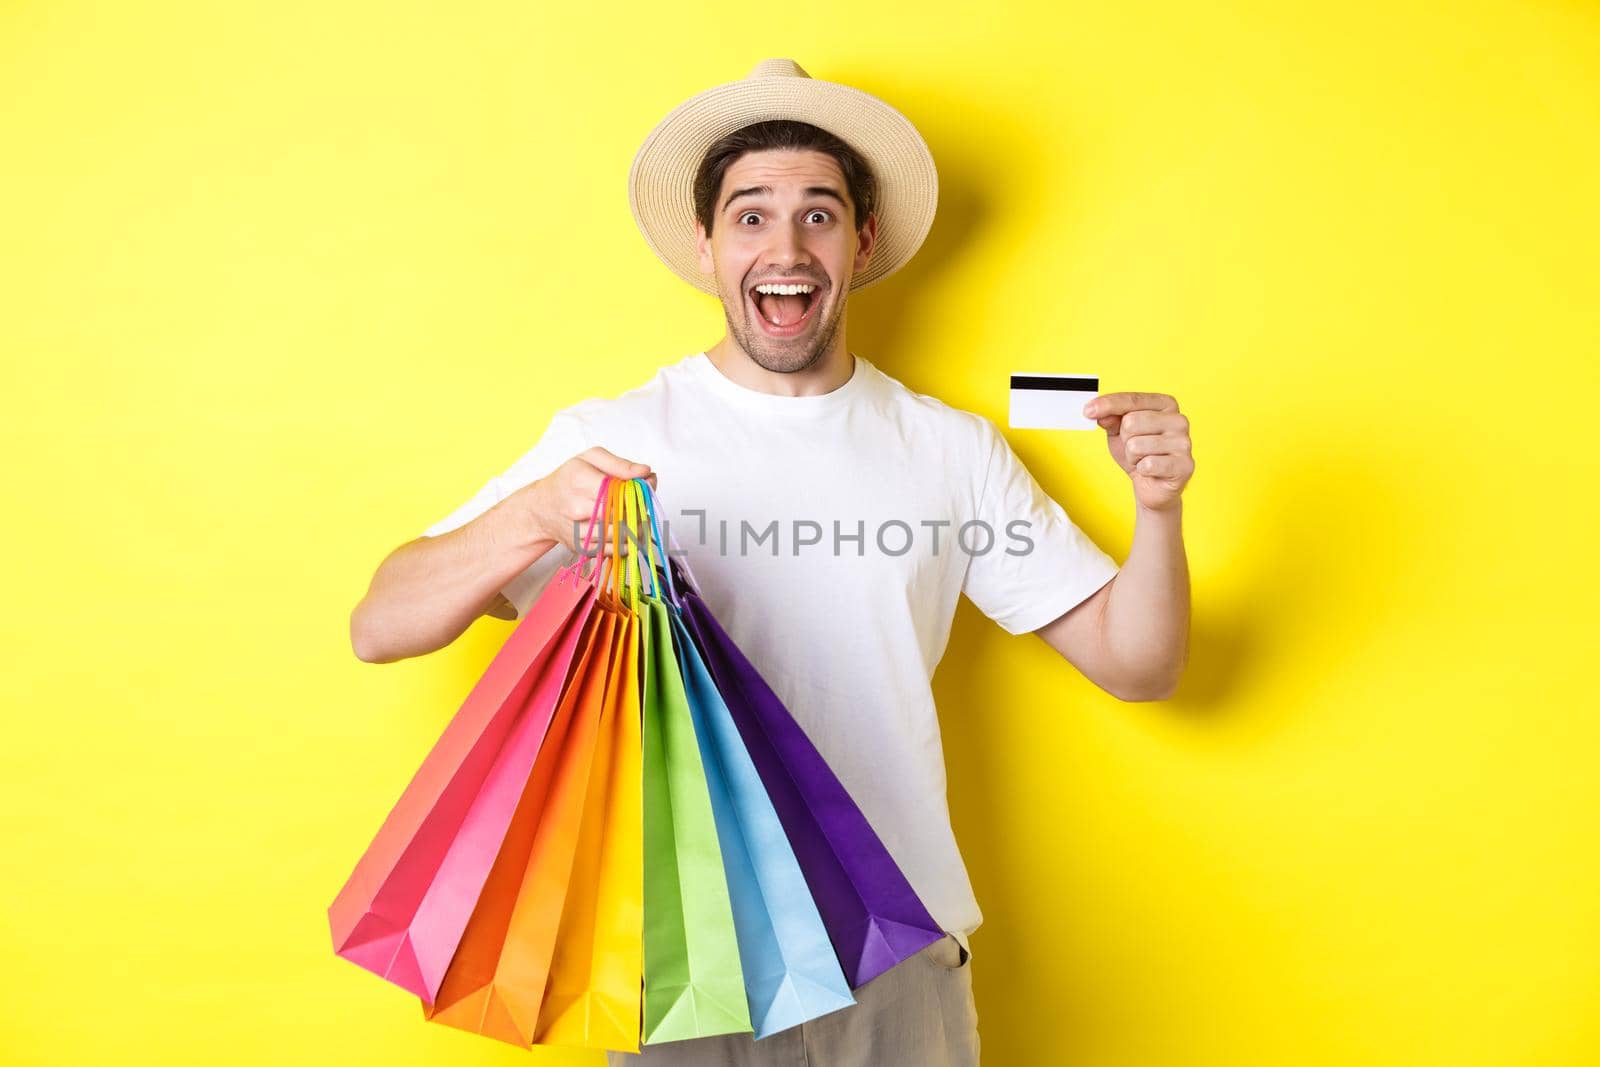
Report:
695,148,878,374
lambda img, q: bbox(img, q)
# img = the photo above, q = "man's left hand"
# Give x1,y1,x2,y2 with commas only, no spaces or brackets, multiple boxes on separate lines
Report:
1082,391,1194,512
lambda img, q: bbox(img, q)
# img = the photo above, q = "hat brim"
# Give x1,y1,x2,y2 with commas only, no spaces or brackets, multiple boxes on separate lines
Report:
628,73,938,296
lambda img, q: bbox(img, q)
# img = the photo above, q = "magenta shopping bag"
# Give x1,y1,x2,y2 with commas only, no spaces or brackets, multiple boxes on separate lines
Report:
329,488,614,1001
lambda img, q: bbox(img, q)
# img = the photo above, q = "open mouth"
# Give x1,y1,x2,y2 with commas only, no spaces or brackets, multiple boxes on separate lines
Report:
749,281,823,338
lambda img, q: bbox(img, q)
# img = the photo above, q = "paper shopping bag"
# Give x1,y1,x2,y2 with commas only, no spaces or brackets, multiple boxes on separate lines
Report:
640,590,752,1044
670,608,855,1037
424,601,618,1044
532,487,650,1051
675,569,944,988
328,567,594,1001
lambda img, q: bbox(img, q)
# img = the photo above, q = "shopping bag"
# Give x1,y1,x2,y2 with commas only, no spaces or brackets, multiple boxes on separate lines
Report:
667,549,945,988
619,488,855,1037
669,606,855,1034
532,482,649,1051
328,560,594,1001
426,481,627,1044
639,489,752,1043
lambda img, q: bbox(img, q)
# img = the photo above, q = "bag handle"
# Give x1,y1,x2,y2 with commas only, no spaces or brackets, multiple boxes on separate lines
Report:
626,479,665,604
662,505,702,597
567,474,691,603
619,476,657,607
615,479,634,606
594,477,614,597
636,477,698,607
596,476,660,609
573,474,612,587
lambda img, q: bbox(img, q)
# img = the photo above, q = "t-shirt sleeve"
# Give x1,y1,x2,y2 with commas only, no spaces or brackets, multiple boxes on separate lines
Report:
420,410,590,617
961,416,1120,635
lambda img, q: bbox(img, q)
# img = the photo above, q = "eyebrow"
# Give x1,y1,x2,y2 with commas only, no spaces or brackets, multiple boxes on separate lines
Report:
720,184,848,213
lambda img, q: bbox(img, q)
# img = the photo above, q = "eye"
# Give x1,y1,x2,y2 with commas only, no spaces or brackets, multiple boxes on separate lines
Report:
737,211,762,226
805,209,832,224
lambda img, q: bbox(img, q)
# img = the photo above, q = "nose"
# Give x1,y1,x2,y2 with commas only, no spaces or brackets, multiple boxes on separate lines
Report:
764,219,812,272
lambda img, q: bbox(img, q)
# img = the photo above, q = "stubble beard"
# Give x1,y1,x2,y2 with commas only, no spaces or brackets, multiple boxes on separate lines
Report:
720,282,845,375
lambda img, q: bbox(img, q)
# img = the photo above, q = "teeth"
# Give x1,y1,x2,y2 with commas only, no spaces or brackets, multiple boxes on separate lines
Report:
753,283,816,295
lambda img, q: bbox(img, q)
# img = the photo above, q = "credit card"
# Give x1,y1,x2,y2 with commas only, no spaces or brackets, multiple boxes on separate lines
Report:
1009,374,1101,430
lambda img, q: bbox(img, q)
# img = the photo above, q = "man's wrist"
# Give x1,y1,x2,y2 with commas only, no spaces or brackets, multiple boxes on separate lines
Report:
1134,498,1183,527
481,493,556,559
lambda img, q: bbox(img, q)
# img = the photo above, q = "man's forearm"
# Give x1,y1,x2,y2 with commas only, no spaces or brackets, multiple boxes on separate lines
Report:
349,500,553,663
1101,502,1190,699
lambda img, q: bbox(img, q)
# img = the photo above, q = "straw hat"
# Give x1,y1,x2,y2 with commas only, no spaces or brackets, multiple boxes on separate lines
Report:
627,58,938,295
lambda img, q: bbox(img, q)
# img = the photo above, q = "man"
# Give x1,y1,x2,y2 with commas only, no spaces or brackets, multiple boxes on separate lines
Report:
350,58,1193,1066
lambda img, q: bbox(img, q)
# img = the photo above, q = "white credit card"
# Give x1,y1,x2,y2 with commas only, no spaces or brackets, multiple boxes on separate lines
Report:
1009,373,1101,430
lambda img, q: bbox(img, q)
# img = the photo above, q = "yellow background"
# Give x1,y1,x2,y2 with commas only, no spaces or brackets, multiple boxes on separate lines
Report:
3,2,1596,1064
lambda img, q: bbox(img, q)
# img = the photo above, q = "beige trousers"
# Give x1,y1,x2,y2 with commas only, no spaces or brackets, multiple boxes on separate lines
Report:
606,934,981,1066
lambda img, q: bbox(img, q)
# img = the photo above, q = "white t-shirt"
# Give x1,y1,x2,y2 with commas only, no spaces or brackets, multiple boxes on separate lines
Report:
422,351,1120,953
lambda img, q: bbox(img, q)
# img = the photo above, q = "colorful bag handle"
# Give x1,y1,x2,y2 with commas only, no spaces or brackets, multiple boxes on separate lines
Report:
636,478,675,608
593,475,663,610
633,483,672,604
596,476,630,598
661,515,702,597
613,478,650,606
615,479,635,606
635,477,705,604
588,476,617,591
571,474,613,588
618,476,657,607
573,474,695,606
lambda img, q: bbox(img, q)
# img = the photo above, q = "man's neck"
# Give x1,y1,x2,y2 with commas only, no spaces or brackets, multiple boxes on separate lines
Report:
703,337,855,397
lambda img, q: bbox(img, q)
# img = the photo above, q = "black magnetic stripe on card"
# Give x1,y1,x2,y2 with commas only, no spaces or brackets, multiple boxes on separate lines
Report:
1010,375,1099,391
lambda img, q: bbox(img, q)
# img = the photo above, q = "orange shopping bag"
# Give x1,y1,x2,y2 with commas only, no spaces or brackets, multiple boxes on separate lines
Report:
533,481,649,1051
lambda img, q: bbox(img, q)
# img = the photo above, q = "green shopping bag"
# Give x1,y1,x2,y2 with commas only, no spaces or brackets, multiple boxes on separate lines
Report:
638,482,752,1044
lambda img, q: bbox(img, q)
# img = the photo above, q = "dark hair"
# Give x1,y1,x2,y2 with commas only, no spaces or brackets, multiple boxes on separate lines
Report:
693,120,876,236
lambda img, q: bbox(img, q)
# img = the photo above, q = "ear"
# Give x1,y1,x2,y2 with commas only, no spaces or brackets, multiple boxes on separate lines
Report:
853,212,879,274
694,218,715,275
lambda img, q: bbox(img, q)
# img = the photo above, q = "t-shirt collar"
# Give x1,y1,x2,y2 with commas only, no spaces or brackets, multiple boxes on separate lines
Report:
687,350,870,415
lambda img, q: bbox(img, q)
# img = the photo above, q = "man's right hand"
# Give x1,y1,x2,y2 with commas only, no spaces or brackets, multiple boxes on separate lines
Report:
514,447,656,551
352,446,655,662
